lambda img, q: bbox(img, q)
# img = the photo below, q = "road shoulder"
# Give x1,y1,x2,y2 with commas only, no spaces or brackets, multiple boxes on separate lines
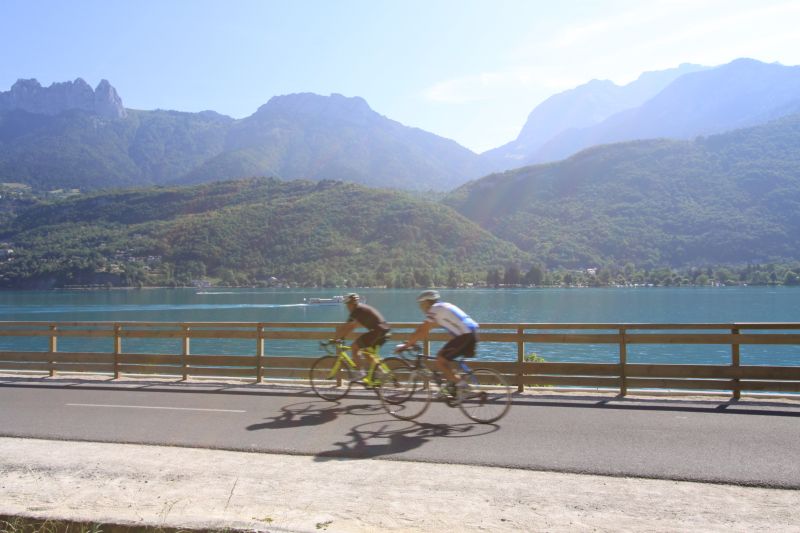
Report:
1,437,799,532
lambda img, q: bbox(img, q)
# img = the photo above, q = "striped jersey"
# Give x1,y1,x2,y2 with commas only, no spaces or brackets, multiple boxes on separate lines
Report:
425,302,478,336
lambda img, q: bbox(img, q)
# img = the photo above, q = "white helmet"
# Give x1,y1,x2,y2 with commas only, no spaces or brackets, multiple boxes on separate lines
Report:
416,290,440,302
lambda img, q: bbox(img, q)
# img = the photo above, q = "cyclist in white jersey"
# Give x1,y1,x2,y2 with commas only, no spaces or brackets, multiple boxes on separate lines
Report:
395,290,479,395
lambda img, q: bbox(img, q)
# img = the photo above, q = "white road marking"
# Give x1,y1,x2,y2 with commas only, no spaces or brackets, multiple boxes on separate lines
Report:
66,403,245,413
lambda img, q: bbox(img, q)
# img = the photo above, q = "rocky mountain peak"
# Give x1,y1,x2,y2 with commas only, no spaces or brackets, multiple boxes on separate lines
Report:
0,78,127,119
254,92,374,122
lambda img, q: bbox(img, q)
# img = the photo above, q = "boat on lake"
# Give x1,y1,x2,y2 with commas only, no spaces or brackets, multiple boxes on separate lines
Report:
303,295,346,305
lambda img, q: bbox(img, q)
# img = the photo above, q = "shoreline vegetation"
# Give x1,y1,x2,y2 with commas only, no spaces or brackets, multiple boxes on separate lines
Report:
3,263,797,292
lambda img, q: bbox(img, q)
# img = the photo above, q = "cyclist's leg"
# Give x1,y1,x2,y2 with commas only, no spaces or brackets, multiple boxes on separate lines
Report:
436,339,462,384
353,330,384,372
350,340,364,370
436,332,477,384
435,354,457,381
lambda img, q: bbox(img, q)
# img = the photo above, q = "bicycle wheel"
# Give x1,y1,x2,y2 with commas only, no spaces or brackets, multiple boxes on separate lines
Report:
381,368,432,420
373,356,413,404
457,368,511,423
309,355,352,401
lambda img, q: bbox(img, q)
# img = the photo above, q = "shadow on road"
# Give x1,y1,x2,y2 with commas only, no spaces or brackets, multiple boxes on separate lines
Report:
514,393,800,417
246,399,384,430
314,419,498,461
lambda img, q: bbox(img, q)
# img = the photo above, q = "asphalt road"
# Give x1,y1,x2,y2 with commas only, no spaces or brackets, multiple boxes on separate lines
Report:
1,378,799,488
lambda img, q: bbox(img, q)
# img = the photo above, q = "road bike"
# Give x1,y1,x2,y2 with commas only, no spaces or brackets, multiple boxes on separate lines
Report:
379,345,512,424
309,339,411,403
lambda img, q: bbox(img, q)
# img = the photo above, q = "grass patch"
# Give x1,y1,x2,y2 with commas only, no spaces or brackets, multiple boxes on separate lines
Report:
524,352,552,387
0,515,243,533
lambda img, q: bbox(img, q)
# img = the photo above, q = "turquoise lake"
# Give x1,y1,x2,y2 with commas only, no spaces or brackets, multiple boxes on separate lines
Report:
1,287,799,365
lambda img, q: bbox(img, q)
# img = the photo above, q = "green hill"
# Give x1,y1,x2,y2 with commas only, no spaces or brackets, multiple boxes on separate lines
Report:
445,114,800,268
0,178,527,288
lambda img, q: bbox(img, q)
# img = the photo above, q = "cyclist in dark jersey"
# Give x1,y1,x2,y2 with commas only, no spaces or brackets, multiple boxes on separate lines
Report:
334,293,390,379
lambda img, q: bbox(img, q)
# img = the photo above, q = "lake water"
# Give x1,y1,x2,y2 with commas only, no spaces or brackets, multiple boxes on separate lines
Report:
1,287,799,365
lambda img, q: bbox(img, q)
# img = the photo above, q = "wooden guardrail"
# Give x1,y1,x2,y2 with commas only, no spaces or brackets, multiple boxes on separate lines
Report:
1,321,800,398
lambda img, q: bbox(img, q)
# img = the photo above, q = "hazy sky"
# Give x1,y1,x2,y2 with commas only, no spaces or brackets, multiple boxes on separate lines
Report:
2,0,799,152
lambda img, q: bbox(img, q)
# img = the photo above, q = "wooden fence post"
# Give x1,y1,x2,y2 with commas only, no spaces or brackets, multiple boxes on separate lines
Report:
256,324,264,383
517,326,524,393
48,324,57,377
619,327,627,396
113,324,122,379
732,327,741,400
182,325,190,381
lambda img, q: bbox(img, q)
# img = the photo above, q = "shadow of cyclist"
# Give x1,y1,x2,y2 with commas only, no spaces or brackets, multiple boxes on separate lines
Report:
246,400,384,431
314,419,498,460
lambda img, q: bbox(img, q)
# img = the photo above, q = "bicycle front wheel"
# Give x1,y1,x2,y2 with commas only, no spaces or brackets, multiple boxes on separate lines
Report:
458,368,512,423
309,355,352,401
381,368,432,420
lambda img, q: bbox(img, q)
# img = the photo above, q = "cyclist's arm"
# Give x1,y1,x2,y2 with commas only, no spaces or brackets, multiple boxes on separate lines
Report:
402,321,433,348
334,321,357,340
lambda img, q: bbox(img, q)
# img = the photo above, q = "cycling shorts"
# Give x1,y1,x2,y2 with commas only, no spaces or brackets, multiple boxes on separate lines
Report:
437,331,478,360
354,329,389,350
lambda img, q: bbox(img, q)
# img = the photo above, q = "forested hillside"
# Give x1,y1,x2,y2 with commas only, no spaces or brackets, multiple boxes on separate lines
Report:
446,113,800,268
0,178,527,288
0,108,232,190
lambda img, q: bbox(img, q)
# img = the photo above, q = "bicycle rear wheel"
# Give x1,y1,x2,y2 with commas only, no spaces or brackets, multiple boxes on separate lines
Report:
373,356,413,404
457,368,511,423
309,355,352,401
381,368,432,420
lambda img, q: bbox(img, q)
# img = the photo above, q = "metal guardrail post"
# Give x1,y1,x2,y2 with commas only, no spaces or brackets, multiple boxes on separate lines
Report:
732,327,740,400
182,325,190,381
517,326,524,393
256,324,264,383
48,324,57,377
619,327,627,396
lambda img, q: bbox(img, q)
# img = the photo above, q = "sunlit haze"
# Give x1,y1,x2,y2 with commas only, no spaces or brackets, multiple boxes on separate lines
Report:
2,0,799,152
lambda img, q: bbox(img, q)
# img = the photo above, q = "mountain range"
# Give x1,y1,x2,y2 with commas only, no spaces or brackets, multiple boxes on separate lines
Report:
482,62,708,167
2,58,800,192
0,86,489,191
2,58,800,286
524,59,800,165
2,111,800,288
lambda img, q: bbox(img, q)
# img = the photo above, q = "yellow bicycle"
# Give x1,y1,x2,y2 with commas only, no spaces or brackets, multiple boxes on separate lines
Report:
309,339,411,403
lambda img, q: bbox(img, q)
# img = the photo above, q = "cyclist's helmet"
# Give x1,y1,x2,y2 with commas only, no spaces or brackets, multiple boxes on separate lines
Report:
344,293,360,304
416,290,440,302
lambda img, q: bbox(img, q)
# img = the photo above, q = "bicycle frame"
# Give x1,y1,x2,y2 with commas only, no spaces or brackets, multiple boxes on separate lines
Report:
321,341,388,386
382,347,512,423
399,349,470,391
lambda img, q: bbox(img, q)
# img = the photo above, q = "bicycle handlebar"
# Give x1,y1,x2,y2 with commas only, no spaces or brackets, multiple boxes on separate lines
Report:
394,344,423,360
398,344,422,353
320,339,345,354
